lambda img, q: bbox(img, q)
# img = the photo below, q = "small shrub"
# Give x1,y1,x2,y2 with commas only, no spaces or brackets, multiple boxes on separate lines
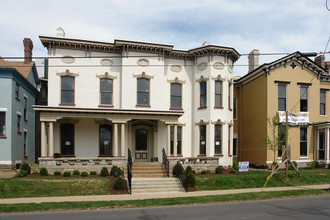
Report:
289,161,298,170
232,162,239,170
113,176,128,190
172,164,179,176
310,160,319,169
16,170,27,177
215,166,224,174
54,171,62,176
73,170,81,175
201,170,211,175
100,167,109,177
186,172,196,187
230,167,236,173
31,163,39,174
110,166,123,177
81,171,88,177
20,163,31,174
90,171,97,175
186,166,196,174
39,167,48,176
63,171,71,177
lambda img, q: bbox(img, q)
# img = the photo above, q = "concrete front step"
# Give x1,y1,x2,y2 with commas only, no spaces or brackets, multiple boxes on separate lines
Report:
131,178,185,194
132,163,167,178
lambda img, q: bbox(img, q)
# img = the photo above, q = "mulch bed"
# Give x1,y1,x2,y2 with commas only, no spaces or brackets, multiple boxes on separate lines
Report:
108,175,129,195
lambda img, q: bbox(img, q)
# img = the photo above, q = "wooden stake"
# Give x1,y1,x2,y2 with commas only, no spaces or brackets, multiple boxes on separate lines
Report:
285,111,289,176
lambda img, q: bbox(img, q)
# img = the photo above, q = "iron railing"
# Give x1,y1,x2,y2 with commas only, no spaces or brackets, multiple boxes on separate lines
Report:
127,148,133,194
162,148,170,178
176,161,188,192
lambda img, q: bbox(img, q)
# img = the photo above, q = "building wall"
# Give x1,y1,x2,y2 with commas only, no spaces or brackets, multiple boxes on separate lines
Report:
239,74,268,165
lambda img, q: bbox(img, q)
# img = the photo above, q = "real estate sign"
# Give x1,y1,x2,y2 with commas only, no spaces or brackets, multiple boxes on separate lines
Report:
239,161,249,172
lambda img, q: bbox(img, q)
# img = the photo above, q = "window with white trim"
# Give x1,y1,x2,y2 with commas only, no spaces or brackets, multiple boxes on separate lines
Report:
320,89,327,115
0,112,5,137
300,127,308,157
100,78,113,105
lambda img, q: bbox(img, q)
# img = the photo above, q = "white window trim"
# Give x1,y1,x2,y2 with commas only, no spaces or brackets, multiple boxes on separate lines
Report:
300,127,308,158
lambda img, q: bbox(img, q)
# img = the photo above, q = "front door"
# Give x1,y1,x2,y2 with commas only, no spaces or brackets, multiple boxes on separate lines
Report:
134,127,149,161
318,129,325,160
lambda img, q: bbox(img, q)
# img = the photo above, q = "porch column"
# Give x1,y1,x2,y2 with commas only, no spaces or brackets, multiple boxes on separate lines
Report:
113,123,118,157
121,123,125,157
167,124,171,156
48,122,54,157
326,128,330,161
41,121,47,157
174,124,178,157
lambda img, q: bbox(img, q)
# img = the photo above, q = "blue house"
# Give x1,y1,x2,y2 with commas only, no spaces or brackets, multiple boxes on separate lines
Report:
0,38,39,168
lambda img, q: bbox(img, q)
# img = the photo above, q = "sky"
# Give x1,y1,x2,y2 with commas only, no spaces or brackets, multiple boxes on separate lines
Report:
0,0,329,76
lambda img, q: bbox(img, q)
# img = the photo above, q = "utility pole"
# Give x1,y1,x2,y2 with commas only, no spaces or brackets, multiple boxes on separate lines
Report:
285,111,289,176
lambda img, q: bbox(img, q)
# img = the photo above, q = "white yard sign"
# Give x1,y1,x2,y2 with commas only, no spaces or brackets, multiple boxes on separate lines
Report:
239,161,249,172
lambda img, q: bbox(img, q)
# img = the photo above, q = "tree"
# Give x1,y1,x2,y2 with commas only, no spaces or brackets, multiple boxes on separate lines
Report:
264,112,286,169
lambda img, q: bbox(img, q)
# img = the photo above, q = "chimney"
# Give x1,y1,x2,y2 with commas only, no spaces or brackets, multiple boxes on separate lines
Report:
56,27,65,37
314,55,325,69
23,38,33,64
248,49,259,73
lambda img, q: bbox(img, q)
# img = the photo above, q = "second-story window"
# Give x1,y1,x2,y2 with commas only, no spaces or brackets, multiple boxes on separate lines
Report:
137,78,150,106
24,97,27,121
15,83,19,100
278,84,287,111
200,81,207,108
170,83,182,109
320,89,327,115
228,83,232,110
233,98,237,119
17,114,21,134
300,87,308,112
61,76,75,105
100,79,113,105
215,81,222,108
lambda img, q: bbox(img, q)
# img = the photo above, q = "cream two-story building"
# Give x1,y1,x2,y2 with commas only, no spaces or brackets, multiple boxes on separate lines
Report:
34,29,240,171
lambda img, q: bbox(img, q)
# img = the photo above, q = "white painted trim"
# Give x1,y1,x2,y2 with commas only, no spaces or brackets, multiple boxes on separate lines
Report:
16,111,22,116
0,108,7,112
0,161,12,165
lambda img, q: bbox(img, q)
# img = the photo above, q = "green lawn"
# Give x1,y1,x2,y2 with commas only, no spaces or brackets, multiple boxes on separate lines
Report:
0,189,329,213
0,177,110,198
196,169,330,191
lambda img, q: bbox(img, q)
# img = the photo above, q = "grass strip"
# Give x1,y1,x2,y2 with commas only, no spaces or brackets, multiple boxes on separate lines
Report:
0,189,329,213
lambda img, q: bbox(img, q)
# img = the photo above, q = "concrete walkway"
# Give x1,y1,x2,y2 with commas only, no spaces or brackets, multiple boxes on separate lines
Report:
0,184,328,204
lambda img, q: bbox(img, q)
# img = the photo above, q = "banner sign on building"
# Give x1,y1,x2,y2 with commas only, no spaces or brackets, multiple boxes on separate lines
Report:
278,111,309,126
239,161,249,172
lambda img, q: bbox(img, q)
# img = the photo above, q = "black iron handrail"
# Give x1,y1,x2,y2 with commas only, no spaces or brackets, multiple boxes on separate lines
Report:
127,148,133,194
176,161,188,192
162,148,170,178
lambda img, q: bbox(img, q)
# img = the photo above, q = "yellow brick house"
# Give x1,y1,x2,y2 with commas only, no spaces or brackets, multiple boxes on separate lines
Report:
234,51,330,167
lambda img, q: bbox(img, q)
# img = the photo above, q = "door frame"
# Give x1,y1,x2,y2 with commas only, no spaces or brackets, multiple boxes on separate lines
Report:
133,125,152,162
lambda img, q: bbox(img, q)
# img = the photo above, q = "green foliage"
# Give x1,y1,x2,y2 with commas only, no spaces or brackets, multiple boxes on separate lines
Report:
201,170,211,175
16,170,27,177
63,171,71,177
90,171,97,175
215,166,224,174
73,170,81,175
230,168,236,173
186,172,196,187
232,162,239,170
39,167,48,176
289,161,298,170
81,171,88,177
113,176,128,190
172,164,179,176
100,167,109,177
307,161,320,169
31,164,39,174
110,166,123,177
186,166,196,174
54,171,62,176
20,163,31,174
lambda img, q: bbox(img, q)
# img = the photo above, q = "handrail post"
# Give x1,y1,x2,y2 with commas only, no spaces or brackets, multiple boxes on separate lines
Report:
176,161,188,192
127,148,133,194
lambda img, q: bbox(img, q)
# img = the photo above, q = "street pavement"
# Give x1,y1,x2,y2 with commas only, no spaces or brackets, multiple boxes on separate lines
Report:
0,184,328,204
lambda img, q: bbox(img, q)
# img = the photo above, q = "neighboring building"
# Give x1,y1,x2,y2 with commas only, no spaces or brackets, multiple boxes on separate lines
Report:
234,50,330,167
34,29,240,171
0,38,39,168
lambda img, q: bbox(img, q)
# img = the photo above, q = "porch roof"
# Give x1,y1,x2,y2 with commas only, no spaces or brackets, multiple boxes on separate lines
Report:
312,121,330,127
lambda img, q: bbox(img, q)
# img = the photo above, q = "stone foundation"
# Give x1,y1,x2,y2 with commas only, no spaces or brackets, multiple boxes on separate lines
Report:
168,157,222,173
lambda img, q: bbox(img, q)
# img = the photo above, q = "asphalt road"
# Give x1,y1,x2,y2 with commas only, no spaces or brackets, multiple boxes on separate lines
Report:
1,195,330,220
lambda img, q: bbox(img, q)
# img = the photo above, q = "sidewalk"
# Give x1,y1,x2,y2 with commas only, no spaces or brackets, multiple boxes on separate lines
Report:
0,184,328,204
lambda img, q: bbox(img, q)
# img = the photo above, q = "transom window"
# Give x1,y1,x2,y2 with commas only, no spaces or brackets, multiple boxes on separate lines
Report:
61,76,75,105
100,79,113,105
200,81,207,108
137,78,150,106
200,125,206,155
0,112,5,137
99,125,112,156
215,81,222,108
170,83,182,109
214,124,222,155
